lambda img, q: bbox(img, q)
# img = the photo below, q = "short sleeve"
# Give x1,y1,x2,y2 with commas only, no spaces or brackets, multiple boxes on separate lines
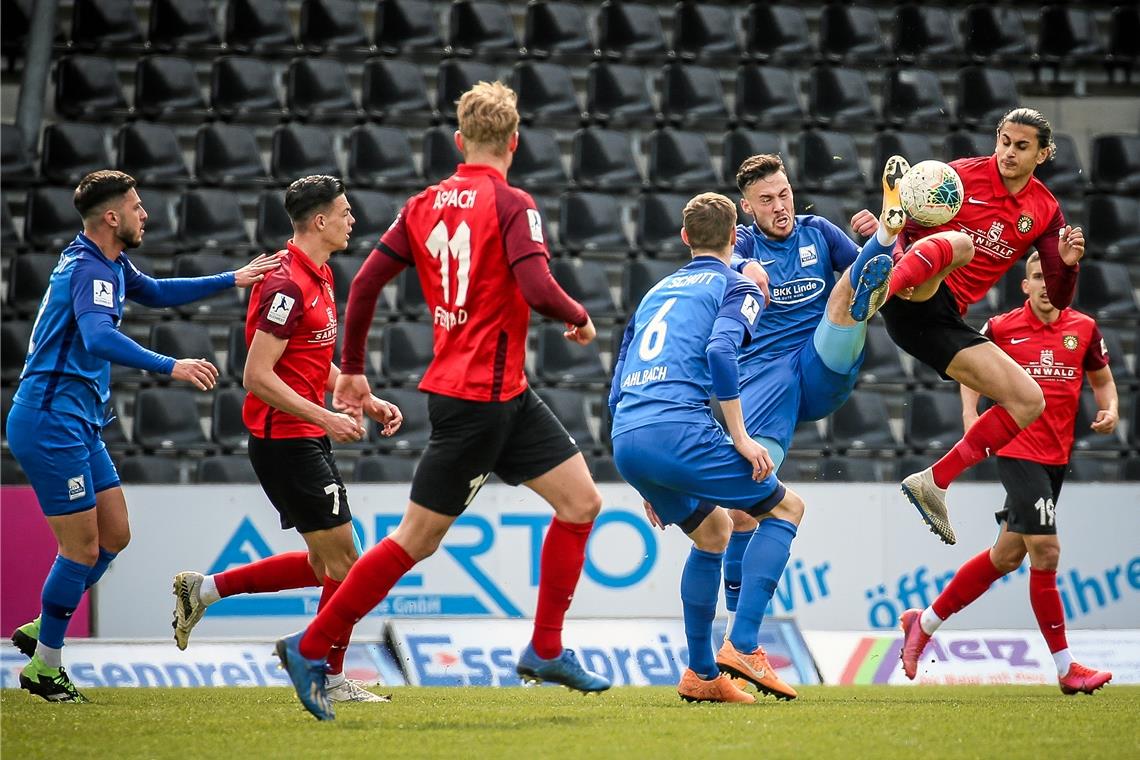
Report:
733,224,754,258
1083,324,1109,371
377,205,414,265
70,257,120,320
717,277,764,342
495,185,549,265
980,319,994,340
254,279,305,339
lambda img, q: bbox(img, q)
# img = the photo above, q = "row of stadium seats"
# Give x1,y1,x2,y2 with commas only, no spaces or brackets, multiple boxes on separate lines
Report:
5,249,1139,327
34,51,1138,134
8,0,1136,75
4,381,1139,457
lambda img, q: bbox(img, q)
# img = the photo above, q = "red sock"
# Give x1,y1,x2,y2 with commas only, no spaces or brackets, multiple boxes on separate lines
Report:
531,518,594,659
316,577,351,676
300,538,414,660
887,237,956,297
930,405,1021,489
1030,568,1068,653
214,551,319,598
931,550,1006,620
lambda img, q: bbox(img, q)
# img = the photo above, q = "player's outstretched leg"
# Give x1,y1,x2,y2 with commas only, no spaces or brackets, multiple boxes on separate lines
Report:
172,571,208,650
11,616,41,658
848,254,894,323
898,608,933,680
20,654,89,703
880,154,909,237
275,630,334,721
516,644,611,693
900,467,956,545
848,155,909,321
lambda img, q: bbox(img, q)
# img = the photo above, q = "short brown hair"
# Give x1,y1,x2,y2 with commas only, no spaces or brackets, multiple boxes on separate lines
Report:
456,81,519,155
683,192,737,252
736,154,787,193
284,174,345,223
74,170,136,219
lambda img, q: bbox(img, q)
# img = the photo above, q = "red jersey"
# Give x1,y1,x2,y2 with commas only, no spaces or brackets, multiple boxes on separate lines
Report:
243,242,338,439
377,163,549,402
982,302,1109,465
900,156,1073,314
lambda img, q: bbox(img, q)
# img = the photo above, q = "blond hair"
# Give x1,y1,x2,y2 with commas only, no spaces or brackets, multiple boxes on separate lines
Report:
456,81,519,155
683,192,737,252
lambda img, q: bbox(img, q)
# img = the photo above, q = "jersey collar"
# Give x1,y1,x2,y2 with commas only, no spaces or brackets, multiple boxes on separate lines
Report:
685,255,730,271
457,163,506,181
73,233,124,270
286,240,333,285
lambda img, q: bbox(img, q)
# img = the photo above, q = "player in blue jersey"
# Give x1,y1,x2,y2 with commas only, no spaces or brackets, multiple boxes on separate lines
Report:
610,192,807,703
6,170,280,702
701,153,908,641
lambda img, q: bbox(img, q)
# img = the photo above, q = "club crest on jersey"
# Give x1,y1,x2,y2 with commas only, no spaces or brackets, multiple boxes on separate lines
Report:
740,293,760,324
1017,214,1033,234
986,220,1005,242
1063,334,1078,350
526,208,544,243
798,244,818,266
267,293,295,325
1039,348,1054,367
93,279,114,308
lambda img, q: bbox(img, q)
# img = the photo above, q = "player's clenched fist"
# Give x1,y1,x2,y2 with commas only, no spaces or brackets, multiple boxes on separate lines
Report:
366,395,403,437
171,358,219,390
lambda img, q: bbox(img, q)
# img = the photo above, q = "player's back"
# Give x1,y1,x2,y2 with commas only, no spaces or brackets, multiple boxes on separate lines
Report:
612,258,747,436
389,164,544,402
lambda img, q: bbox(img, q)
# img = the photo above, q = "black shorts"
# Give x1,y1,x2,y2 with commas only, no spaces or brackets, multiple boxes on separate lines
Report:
410,388,580,517
247,435,351,533
994,456,1065,535
880,282,989,380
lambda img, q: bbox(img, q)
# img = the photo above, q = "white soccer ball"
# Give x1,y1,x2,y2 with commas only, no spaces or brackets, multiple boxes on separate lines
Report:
899,160,964,227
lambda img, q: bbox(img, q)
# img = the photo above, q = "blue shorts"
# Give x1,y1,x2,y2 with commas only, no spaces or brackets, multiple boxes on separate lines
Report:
6,404,120,516
612,422,786,532
741,337,861,455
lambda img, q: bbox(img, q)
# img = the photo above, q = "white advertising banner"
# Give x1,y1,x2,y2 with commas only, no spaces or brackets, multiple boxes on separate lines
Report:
93,483,1139,638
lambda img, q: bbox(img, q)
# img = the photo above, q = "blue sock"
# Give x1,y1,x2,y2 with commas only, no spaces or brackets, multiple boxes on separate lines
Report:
39,555,93,650
84,547,118,589
681,547,724,680
729,518,798,654
847,235,893,289
814,317,866,374
723,529,754,613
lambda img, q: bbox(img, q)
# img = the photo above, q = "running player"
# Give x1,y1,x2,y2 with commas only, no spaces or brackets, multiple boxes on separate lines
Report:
274,82,609,721
898,252,1116,694
8,170,279,702
873,108,1084,544
613,191,805,703
168,176,401,704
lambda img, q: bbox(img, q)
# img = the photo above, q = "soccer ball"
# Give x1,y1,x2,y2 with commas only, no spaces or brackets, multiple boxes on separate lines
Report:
898,160,964,227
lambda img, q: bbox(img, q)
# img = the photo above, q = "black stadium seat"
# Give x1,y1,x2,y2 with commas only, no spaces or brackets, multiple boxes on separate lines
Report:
148,0,221,53
286,58,361,123
596,0,666,61
549,258,620,319
134,56,209,122
361,58,435,124
647,129,717,191
798,131,864,192
536,388,598,450
635,193,689,256
511,127,567,190
1035,134,1087,198
371,388,430,452
945,131,993,162
422,125,464,184
149,322,219,371
722,129,788,187
344,189,398,253
1106,5,1140,83
448,0,518,58
40,122,112,185
1038,5,1104,69
1090,134,1140,194
586,62,657,127
961,5,1030,63
1072,390,1125,453
171,254,243,317
894,4,961,65
224,0,298,55
514,61,582,126
882,69,949,131
673,2,739,63
661,62,729,129
116,121,191,186
70,0,144,51
858,324,908,386
558,192,628,255
23,188,81,250
830,390,897,451
133,387,208,450
226,323,249,382
1076,262,1139,318
571,127,641,190
210,57,286,123
53,54,130,121
395,268,426,316
197,455,259,483
196,123,271,187
819,4,886,65
353,454,418,482
809,66,876,130
373,0,443,56
117,455,182,483
299,0,370,54
0,199,21,252
621,258,676,312
905,390,964,452
382,322,434,385
212,387,248,449
534,324,607,386
178,190,251,253
820,456,884,483
271,124,340,182
743,3,812,63
1,123,34,186
956,67,1019,130
437,59,498,120
524,1,592,60
735,65,804,130
1086,196,1140,260
872,132,937,182
1,320,30,381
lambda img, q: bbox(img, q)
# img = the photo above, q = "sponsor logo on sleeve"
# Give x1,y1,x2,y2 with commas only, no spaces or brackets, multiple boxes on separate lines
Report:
526,208,544,243
740,293,760,324
93,280,114,308
266,293,295,325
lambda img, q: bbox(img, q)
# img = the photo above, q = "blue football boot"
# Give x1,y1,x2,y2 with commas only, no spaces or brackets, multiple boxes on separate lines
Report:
516,643,611,693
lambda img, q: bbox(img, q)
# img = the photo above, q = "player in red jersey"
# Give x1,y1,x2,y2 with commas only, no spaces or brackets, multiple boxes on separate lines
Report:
861,108,1085,544
171,176,402,703
898,252,1116,694
274,83,610,720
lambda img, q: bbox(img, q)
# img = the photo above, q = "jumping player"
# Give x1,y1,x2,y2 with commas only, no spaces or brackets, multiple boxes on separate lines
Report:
613,191,806,703
874,108,1084,544
898,253,1116,694
274,82,609,721
169,176,402,704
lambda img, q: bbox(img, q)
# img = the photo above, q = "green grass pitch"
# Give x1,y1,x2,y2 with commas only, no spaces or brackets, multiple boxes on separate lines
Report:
3,685,1137,759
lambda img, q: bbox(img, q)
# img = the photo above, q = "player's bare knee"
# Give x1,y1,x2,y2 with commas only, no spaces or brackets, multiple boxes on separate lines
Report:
691,508,731,553
1008,381,1045,426
1028,540,1060,571
729,509,759,532
556,486,603,524
947,232,974,267
64,543,101,566
768,489,805,526
989,543,1024,574
102,529,130,554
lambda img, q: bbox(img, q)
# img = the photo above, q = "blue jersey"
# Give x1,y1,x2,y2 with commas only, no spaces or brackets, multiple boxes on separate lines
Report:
15,235,170,425
610,257,762,436
732,216,859,373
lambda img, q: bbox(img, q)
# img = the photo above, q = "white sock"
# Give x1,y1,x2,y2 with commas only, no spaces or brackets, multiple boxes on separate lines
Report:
725,611,736,639
1053,648,1074,677
199,575,221,606
326,671,346,688
876,224,897,247
919,607,943,636
36,642,62,668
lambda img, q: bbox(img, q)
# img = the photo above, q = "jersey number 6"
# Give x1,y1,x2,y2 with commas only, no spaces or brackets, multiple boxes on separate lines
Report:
639,297,676,361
